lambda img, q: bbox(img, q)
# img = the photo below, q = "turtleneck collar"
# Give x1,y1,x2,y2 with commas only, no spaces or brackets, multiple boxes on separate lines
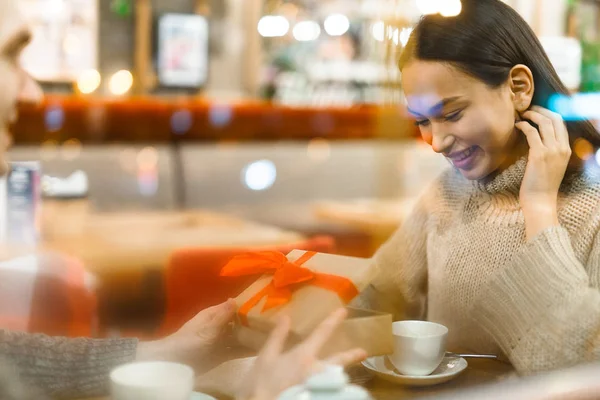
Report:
473,156,527,195
470,155,595,196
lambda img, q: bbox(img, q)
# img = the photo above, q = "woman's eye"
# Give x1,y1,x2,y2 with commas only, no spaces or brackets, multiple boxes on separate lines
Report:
444,111,463,122
414,119,430,127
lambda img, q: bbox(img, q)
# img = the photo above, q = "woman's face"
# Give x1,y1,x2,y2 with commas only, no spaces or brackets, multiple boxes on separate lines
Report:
402,60,522,180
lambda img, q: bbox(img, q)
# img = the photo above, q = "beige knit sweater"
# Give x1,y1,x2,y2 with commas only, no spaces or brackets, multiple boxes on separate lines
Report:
357,156,600,375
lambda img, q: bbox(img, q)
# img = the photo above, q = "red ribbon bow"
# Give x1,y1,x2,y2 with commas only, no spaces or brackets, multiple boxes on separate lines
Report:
220,251,358,326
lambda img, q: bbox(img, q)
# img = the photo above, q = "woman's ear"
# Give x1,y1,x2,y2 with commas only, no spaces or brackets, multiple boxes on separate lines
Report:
508,64,534,113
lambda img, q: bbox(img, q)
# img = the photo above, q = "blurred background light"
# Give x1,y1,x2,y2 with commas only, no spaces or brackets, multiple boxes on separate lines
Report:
45,105,64,132
293,20,321,42
77,69,101,94
170,110,193,134
209,104,233,128
416,0,439,15
371,21,385,42
243,160,277,191
399,27,413,46
258,15,290,37
416,0,462,16
549,93,600,120
439,0,462,17
324,14,350,36
109,70,133,96
574,138,594,161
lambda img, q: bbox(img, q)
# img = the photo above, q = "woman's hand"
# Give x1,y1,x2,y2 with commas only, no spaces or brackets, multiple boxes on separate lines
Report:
235,308,367,400
515,105,571,241
136,299,236,371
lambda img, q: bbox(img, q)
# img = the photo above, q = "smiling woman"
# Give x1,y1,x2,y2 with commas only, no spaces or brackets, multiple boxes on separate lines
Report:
355,0,600,378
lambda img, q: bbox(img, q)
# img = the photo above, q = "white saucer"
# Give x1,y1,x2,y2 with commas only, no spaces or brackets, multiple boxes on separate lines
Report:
361,356,468,387
191,392,217,400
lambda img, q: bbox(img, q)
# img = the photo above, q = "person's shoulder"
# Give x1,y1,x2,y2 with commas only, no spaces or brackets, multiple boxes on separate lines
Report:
562,165,600,204
560,165,600,234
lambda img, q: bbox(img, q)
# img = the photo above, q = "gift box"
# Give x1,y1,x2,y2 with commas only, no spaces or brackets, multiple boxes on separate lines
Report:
221,249,393,358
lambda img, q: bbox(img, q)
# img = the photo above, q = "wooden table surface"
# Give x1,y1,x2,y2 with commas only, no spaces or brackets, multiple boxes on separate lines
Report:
362,358,515,399
78,358,514,400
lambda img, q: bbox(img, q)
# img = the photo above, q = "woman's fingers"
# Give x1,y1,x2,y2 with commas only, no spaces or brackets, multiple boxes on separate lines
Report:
530,105,570,148
326,348,368,366
516,120,543,151
521,110,556,146
260,315,291,361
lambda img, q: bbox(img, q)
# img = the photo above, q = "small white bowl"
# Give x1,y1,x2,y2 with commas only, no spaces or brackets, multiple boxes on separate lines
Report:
110,361,194,400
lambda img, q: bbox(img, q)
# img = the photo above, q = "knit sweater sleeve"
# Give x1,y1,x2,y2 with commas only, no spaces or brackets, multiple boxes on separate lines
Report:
353,191,430,321
473,224,600,375
0,329,138,398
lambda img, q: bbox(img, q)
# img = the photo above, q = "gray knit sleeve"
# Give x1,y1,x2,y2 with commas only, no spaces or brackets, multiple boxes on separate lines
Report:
0,329,138,398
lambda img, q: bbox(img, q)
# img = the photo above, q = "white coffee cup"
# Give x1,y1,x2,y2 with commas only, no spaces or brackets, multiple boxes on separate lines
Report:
389,320,448,376
110,361,194,400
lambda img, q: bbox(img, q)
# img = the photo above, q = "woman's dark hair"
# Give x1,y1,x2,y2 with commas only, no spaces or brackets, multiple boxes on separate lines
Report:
399,0,600,147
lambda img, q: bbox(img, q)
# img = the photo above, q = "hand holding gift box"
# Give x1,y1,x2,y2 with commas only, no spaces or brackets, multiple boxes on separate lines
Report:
221,250,393,358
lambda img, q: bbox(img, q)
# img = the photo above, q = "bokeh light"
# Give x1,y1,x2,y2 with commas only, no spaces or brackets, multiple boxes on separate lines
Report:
371,21,385,42
293,21,321,42
136,146,159,170
416,0,439,15
45,105,64,132
77,69,101,94
399,28,413,46
549,93,600,121
109,70,133,96
257,15,289,37
243,160,277,191
137,170,159,197
324,14,350,37
209,104,233,128
416,0,462,16
170,110,193,134
439,0,462,17
136,147,159,197
574,138,594,161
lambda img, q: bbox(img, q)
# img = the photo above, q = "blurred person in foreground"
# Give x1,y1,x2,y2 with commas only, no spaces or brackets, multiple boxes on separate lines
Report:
356,0,600,376
0,1,366,399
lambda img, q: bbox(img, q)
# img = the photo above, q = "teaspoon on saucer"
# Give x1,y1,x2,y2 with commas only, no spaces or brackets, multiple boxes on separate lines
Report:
445,352,497,360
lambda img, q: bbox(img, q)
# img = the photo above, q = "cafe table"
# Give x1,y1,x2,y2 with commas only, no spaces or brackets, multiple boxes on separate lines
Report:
78,357,515,400
362,358,515,399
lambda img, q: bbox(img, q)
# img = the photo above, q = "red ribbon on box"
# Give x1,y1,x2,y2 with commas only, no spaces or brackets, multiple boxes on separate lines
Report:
220,251,359,326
